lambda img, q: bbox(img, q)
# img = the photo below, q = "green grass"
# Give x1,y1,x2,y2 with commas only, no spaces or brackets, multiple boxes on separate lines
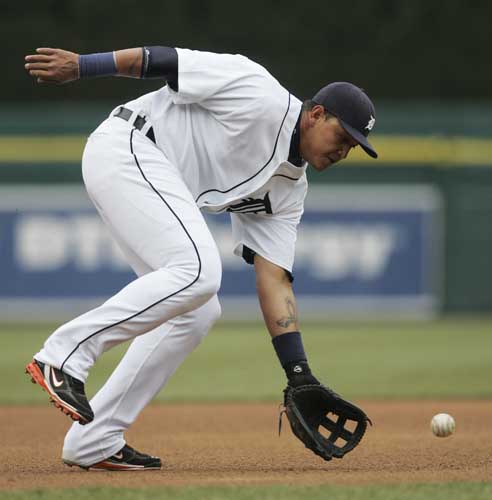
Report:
1,483,492,500
3,317,492,405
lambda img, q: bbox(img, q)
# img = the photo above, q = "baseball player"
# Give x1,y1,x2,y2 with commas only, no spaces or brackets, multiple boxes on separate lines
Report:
24,45,377,471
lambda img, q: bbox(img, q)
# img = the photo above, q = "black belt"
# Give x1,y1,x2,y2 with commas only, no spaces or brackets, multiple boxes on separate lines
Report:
114,107,156,143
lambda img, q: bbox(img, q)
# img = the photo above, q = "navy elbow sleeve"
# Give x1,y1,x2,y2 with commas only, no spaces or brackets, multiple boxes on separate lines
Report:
141,46,178,91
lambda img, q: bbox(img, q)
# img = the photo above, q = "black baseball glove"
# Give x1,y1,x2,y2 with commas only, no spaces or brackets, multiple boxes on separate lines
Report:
280,384,372,461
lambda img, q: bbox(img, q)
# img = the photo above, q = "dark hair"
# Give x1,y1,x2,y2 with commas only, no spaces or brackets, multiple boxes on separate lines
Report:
302,100,335,120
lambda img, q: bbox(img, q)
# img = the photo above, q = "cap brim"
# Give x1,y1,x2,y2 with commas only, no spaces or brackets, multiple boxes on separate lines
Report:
339,120,378,159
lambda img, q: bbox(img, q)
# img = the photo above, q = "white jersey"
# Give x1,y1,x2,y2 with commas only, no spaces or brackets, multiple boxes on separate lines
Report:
124,48,308,272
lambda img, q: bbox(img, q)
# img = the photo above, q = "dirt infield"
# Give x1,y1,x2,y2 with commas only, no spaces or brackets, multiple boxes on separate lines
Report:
1,401,491,490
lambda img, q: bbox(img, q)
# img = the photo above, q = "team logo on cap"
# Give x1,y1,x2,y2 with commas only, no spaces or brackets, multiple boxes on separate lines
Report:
365,115,375,131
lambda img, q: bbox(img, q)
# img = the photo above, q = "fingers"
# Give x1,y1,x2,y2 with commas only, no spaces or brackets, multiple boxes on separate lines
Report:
24,48,58,65
25,54,52,63
28,69,58,83
24,47,78,84
25,62,50,71
36,47,58,55
27,69,51,78
25,49,59,82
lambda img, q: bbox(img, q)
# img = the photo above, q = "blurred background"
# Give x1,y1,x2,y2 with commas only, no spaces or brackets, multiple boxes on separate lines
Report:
2,12,492,498
1,0,491,322
0,0,491,438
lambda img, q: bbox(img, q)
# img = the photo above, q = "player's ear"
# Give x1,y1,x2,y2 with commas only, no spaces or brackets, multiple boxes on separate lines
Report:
310,105,325,124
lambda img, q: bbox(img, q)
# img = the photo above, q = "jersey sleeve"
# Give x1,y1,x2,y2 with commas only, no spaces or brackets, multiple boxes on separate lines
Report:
169,48,279,110
230,197,305,273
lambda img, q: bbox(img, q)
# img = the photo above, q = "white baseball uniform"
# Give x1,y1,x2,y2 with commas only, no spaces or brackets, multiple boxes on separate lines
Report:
34,48,307,466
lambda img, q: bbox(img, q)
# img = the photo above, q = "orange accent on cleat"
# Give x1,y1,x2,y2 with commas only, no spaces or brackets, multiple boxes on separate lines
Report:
25,361,47,392
25,360,91,425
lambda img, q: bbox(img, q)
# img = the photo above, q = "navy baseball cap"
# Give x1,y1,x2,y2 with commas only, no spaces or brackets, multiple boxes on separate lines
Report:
312,82,377,158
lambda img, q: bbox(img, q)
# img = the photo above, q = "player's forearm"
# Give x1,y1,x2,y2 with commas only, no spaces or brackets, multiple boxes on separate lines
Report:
74,48,142,80
254,255,299,337
113,48,143,78
254,255,320,387
25,46,176,85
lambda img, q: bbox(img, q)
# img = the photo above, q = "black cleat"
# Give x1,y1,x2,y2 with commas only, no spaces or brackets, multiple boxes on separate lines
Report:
64,444,162,471
25,359,94,425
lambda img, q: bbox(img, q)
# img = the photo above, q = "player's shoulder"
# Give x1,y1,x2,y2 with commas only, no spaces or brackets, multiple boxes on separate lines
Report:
178,47,279,84
224,52,292,113
177,47,261,70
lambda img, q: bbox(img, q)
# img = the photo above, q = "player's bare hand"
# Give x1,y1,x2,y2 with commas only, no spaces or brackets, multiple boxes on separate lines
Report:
25,48,79,84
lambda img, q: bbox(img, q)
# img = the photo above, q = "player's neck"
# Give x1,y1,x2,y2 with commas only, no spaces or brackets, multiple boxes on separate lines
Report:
288,111,303,166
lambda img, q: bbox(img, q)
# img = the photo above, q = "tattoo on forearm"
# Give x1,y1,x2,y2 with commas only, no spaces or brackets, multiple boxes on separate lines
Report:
276,297,298,328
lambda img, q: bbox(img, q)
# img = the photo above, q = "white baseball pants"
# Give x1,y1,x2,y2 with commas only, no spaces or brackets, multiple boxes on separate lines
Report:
35,115,222,466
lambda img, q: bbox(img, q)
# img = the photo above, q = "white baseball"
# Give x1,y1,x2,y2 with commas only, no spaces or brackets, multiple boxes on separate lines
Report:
431,413,455,437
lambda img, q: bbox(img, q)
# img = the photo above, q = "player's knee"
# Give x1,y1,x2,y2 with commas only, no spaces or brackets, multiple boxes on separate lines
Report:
195,246,222,300
189,295,222,342
163,244,221,307
206,295,222,327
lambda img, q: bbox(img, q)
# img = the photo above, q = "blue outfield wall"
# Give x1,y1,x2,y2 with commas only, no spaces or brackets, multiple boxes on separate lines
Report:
0,185,442,320
2,102,492,314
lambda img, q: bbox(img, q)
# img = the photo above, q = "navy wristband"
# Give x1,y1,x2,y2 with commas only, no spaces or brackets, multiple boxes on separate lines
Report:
79,52,117,79
272,331,306,368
